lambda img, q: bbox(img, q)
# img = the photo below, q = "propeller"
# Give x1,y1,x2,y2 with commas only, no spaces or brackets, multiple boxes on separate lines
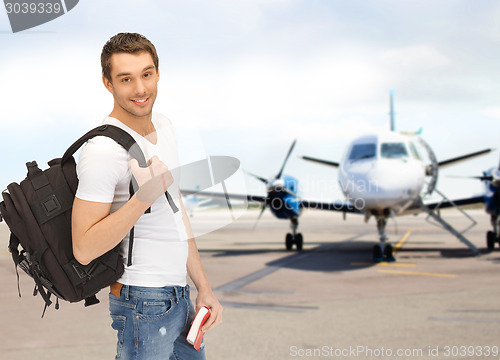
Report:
253,203,267,230
446,155,500,188
275,139,297,179
247,139,297,229
416,136,438,195
243,169,268,184
445,174,494,181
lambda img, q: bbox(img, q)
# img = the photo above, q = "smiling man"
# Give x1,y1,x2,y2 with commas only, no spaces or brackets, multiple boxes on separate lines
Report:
71,33,221,359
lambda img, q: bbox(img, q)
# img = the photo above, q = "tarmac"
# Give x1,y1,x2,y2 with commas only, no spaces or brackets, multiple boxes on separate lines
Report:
1,208,499,360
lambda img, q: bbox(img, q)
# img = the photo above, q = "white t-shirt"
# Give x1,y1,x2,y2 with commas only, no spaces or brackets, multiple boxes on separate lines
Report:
75,112,188,287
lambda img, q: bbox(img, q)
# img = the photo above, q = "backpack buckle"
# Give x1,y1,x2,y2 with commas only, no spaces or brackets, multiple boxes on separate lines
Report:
72,263,89,280
41,195,61,216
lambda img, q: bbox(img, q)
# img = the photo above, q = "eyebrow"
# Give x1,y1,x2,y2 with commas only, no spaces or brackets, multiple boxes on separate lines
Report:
116,65,156,78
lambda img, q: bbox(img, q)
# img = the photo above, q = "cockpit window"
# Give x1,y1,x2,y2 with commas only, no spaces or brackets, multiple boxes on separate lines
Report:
381,143,408,158
409,142,421,160
348,143,376,161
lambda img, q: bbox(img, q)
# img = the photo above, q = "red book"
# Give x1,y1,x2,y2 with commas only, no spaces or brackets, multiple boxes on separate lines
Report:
186,306,211,351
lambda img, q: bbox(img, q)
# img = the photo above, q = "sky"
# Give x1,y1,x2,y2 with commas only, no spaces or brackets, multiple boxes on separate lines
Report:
0,0,499,205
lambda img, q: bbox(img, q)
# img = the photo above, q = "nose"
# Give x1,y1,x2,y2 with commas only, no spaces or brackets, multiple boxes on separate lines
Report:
134,78,147,96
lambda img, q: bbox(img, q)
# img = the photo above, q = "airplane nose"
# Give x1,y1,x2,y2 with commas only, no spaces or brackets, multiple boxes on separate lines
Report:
341,160,425,210
371,162,424,193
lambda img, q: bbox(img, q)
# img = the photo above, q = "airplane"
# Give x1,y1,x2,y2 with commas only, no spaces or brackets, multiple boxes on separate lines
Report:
182,92,492,260
301,91,492,261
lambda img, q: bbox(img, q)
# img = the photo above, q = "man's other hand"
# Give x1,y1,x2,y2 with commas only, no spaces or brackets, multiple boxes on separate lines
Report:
130,156,174,204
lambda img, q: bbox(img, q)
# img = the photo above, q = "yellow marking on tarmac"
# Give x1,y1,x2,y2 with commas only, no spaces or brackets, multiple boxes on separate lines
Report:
377,262,415,267
351,262,416,267
378,269,457,278
393,230,412,254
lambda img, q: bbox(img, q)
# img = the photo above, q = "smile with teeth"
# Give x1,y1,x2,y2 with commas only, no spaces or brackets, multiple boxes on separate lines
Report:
132,97,149,105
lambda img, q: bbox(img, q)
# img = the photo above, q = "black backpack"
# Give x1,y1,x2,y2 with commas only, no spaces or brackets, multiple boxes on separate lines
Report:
0,124,178,316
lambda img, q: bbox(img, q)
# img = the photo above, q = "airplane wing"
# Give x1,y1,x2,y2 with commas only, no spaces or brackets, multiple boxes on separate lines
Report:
181,189,360,213
299,199,359,213
301,194,485,216
437,149,493,168
301,156,340,168
302,149,494,170
180,189,267,203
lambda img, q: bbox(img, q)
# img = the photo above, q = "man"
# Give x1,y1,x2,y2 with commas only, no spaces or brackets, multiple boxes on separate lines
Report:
72,32,221,359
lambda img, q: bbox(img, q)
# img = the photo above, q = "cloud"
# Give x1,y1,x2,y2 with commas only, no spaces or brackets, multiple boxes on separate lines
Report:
161,47,389,133
378,45,450,73
482,107,500,119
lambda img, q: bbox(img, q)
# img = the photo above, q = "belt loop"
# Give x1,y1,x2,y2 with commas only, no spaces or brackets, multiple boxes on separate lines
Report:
123,285,130,300
174,287,179,303
185,284,190,299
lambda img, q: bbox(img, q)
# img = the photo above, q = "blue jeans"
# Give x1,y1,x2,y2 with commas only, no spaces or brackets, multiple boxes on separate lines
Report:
108,284,206,360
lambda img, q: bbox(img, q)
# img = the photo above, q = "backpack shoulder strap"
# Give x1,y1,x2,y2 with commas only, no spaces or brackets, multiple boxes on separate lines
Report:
61,124,147,167
63,124,179,213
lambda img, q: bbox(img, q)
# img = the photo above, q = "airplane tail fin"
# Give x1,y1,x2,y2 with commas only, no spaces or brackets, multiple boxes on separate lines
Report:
390,91,423,136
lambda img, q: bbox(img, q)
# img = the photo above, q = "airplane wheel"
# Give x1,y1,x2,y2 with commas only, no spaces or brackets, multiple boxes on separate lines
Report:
384,244,395,262
487,231,496,250
296,233,303,251
373,245,383,262
286,233,293,251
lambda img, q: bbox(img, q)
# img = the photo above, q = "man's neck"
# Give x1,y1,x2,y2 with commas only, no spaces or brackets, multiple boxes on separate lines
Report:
109,108,155,137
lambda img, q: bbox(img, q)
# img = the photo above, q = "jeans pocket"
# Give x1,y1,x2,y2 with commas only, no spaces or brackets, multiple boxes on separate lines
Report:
110,315,126,358
138,298,174,321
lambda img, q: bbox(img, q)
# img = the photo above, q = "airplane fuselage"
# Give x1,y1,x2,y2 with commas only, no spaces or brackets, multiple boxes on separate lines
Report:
338,132,426,215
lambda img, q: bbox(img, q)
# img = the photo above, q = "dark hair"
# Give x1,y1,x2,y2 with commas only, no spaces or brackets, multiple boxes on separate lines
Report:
101,33,159,81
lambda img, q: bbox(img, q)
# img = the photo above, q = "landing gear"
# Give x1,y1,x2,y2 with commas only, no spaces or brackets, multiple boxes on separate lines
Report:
285,217,303,251
296,233,303,251
384,244,395,262
486,215,500,250
373,244,383,261
372,243,395,262
377,217,388,243
285,232,303,251
286,233,293,250
487,231,496,250
373,215,395,262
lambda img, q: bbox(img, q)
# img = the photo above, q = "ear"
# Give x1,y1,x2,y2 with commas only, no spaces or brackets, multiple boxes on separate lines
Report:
102,75,114,94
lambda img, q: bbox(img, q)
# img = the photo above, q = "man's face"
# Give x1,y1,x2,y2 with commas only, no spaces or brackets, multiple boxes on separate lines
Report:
104,51,159,120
